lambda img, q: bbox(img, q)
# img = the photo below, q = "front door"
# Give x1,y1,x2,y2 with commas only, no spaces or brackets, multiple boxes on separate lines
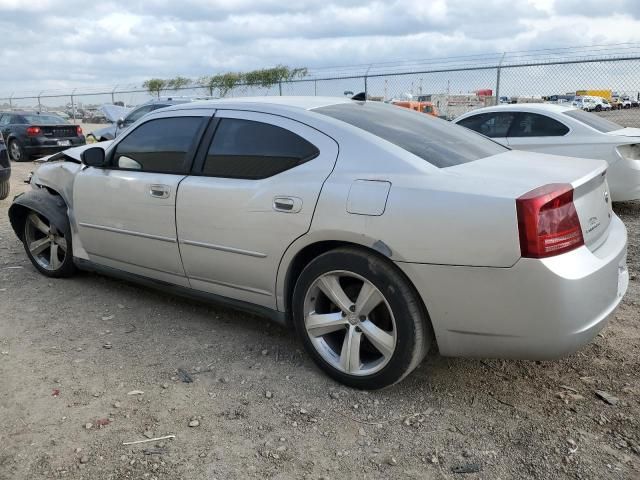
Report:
73,112,210,286
176,110,339,308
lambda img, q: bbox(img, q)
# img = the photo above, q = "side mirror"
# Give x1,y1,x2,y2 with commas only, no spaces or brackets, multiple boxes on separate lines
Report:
116,117,125,128
81,147,106,167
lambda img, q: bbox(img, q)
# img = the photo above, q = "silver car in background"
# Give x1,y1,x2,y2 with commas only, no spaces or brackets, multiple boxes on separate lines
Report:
8,97,628,389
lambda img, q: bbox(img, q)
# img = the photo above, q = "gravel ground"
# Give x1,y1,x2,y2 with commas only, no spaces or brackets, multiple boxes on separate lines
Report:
1,160,638,480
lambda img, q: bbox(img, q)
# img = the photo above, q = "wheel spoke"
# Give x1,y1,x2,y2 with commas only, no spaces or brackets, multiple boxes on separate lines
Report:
355,281,384,317
317,274,353,313
49,244,60,269
339,326,362,374
28,213,50,235
306,312,348,337
29,237,51,255
359,319,395,359
53,235,67,253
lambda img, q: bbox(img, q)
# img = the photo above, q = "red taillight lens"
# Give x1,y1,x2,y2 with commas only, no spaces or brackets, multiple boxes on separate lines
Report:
76,126,83,136
516,183,584,259
26,126,41,136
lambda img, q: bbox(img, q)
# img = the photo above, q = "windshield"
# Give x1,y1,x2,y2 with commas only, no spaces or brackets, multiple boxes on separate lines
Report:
563,109,622,133
22,114,67,125
314,102,507,168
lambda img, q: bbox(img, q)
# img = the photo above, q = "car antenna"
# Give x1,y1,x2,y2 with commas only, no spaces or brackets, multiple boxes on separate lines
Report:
351,92,367,101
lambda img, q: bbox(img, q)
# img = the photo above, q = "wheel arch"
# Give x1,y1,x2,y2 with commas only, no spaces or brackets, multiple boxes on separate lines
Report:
278,236,434,344
8,188,69,241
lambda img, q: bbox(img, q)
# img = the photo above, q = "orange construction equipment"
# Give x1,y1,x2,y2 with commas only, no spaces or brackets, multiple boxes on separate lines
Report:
392,100,439,117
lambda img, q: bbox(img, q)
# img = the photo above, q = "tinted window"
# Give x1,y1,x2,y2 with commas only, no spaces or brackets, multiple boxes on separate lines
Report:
509,113,569,137
125,105,157,125
563,109,622,133
457,112,516,138
202,119,319,179
113,117,204,173
315,102,506,168
22,114,67,125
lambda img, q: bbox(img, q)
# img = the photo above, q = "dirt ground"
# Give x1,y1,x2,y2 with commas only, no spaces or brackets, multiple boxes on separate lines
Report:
1,159,638,480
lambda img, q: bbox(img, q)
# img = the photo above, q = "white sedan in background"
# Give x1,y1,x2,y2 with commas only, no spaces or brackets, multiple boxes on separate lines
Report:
454,104,640,201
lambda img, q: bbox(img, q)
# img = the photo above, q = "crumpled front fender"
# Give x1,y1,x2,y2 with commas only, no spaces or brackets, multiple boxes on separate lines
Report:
8,188,70,241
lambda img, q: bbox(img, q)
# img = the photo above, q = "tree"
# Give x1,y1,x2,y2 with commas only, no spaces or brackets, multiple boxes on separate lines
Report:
167,76,192,91
197,72,243,97
244,65,308,93
142,78,168,98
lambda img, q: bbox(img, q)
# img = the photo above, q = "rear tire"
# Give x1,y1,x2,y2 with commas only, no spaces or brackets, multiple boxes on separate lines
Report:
292,247,431,389
0,180,9,200
8,139,28,162
22,209,75,278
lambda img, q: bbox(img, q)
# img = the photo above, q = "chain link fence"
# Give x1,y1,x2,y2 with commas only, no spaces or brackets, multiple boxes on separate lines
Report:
3,49,640,128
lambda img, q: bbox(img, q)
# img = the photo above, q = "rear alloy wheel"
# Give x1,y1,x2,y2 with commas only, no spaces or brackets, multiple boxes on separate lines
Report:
293,248,431,389
0,180,9,200
8,139,27,162
23,211,75,277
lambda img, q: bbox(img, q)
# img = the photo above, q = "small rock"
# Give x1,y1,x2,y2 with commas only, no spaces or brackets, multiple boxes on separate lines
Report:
329,392,339,400
451,463,481,474
300,408,308,415
462,449,472,458
261,349,269,356
79,455,89,464
279,437,286,442
113,401,121,409
127,390,144,396
84,423,93,430
386,456,398,466
143,431,154,439
92,392,101,398
430,454,439,464
102,315,114,321
189,420,200,428
265,391,273,399
102,343,112,350
75,448,82,453
358,428,366,437
595,390,619,406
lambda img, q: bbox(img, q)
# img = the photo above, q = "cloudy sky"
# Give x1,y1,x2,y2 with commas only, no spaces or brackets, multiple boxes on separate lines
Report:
2,0,640,95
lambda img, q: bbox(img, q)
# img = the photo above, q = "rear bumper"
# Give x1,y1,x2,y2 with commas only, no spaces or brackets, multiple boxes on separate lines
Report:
608,157,640,202
398,215,628,359
24,137,86,156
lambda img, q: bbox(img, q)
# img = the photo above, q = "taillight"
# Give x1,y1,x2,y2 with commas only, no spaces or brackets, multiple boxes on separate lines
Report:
26,126,41,136
516,183,584,259
76,126,83,136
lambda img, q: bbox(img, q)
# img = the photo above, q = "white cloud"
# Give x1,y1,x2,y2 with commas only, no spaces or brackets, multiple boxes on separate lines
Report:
1,0,640,96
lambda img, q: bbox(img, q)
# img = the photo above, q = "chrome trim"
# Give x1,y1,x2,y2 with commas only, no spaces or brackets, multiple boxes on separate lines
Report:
188,274,272,296
79,222,176,243
180,239,267,258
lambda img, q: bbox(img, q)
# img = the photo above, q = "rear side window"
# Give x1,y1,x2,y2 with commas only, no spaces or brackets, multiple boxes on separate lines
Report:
315,102,506,168
456,112,516,138
202,118,319,179
509,113,569,137
113,117,204,173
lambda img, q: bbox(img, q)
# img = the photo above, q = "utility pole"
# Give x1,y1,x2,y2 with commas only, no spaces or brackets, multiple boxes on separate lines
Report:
495,52,506,106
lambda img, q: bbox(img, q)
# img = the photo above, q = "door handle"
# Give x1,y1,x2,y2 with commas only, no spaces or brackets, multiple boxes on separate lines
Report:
149,184,171,199
273,196,302,213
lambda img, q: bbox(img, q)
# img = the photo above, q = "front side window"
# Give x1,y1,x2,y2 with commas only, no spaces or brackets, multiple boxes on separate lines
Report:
113,117,204,173
456,112,516,138
202,118,319,179
508,113,569,137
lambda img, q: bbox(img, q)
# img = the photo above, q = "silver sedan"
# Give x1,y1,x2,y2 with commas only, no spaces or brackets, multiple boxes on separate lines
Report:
8,97,629,389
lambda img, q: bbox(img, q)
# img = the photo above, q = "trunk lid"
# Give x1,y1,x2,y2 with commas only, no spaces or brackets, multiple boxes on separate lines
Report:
35,124,78,138
606,127,640,138
446,150,613,252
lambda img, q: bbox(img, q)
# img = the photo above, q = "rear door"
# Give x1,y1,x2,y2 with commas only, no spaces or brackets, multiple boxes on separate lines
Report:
73,109,210,286
455,112,515,146
176,110,339,308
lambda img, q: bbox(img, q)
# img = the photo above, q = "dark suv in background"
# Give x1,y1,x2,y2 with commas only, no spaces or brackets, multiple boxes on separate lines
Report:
0,112,86,162
0,132,10,200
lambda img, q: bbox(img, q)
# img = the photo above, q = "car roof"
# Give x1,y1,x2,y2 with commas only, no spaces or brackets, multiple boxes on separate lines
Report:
455,103,577,119
162,96,353,113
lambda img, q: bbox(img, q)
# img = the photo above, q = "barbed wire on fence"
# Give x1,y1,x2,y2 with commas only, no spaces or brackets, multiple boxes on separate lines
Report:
3,44,640,126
